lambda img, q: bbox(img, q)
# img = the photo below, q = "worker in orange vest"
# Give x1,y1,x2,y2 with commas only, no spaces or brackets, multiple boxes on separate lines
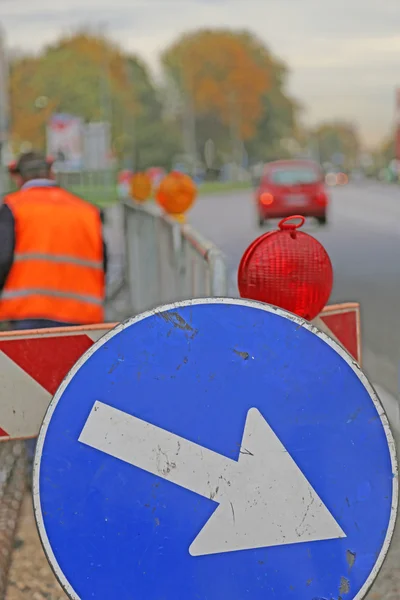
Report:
0,151,108,476
0,151,107,330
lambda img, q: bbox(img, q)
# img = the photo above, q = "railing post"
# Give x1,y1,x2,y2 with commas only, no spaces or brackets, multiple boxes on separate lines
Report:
208,249,228,297
123,201,140,313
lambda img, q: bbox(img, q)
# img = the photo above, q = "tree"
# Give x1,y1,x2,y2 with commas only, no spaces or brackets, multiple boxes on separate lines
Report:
377,135,395,165
124,56,182,170
245,58,301,163
10,34,134,149
161,29,299,169
309,121,360,169
9,32,181,166
162,29,272,160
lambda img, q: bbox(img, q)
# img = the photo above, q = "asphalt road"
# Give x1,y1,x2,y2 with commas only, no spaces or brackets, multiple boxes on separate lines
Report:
189,180,400,399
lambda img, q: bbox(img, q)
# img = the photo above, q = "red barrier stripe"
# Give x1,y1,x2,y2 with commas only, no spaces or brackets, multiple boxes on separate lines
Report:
0,426,9,437
320,311,358,361
0,334,94,395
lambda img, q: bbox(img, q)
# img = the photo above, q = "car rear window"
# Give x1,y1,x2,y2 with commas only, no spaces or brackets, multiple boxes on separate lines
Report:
268,167,320,185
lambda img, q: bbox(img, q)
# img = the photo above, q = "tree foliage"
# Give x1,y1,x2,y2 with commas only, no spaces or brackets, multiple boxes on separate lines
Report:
246,60,300,163
310,121,360,168
377,135,395,166
161,29,299,165
10,34,133,148
162,29,271,141
9,33,181,167
9,28,300,169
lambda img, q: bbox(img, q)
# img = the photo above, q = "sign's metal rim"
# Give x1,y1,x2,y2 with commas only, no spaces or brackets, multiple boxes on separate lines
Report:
32,298,398,600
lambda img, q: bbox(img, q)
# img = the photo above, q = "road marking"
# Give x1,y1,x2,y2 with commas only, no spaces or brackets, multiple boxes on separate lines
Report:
79,401,346,557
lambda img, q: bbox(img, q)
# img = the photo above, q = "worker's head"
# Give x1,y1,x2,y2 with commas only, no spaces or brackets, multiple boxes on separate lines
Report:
9,151,54,188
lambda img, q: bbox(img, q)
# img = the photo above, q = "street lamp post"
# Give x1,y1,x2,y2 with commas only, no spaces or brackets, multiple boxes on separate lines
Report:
228,91,243,182
34,95,49,152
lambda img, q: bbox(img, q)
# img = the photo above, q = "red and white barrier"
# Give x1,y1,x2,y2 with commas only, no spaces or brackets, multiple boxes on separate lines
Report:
0,323,115,442
317,302,361,364
0,303,361,442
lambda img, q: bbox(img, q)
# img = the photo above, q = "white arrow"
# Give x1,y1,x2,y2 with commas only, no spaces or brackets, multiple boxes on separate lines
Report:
79,401,346,556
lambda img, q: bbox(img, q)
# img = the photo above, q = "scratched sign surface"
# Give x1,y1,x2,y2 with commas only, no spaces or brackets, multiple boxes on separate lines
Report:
33,299,397,600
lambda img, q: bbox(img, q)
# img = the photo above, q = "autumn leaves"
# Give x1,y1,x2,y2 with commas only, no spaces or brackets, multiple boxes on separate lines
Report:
162,30,272,141
9,29,297,167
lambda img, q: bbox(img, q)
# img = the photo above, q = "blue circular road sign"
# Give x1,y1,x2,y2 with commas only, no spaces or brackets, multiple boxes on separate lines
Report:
33,299,398,600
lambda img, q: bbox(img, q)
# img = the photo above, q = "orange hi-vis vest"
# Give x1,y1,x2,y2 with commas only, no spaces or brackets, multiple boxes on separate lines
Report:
0,186,105,324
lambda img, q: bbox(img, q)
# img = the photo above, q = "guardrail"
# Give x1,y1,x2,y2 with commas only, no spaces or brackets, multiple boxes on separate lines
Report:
120,199,228,315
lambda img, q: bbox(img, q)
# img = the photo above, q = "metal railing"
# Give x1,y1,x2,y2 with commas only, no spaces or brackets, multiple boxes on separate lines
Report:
120,199,228,315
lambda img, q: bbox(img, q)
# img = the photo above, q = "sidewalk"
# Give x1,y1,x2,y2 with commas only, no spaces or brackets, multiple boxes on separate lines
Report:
5,494,66,600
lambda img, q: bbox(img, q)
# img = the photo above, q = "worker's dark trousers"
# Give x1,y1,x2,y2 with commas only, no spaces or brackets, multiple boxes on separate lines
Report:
6,319,78,477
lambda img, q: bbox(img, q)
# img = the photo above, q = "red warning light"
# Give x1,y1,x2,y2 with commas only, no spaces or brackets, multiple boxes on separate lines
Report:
237,215,333,320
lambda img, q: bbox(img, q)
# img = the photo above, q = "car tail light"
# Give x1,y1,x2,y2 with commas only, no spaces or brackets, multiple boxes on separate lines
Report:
315,191,328,206
260,192,274,205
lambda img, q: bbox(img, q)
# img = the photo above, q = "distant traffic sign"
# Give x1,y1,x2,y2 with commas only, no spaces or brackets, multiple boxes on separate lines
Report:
33,299,397,600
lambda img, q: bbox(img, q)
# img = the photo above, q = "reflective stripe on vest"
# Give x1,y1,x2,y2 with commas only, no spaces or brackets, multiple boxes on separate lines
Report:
0,288,103,305
14,252,103,269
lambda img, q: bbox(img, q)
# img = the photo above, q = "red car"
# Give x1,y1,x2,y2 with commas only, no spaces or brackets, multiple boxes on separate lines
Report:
255,159,329,227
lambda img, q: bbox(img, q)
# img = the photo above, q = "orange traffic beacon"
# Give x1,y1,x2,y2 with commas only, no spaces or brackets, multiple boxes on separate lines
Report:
156,171,197,222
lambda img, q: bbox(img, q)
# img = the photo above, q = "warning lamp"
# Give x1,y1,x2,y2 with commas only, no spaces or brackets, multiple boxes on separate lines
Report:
130,172,152,202
156,171,197,215
237,215,333,320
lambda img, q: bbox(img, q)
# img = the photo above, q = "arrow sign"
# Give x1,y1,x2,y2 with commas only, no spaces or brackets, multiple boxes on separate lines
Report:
79,401,345,556
34,299,396,600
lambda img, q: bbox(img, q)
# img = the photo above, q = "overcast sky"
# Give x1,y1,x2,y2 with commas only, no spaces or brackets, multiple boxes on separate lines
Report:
1,0,400,146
